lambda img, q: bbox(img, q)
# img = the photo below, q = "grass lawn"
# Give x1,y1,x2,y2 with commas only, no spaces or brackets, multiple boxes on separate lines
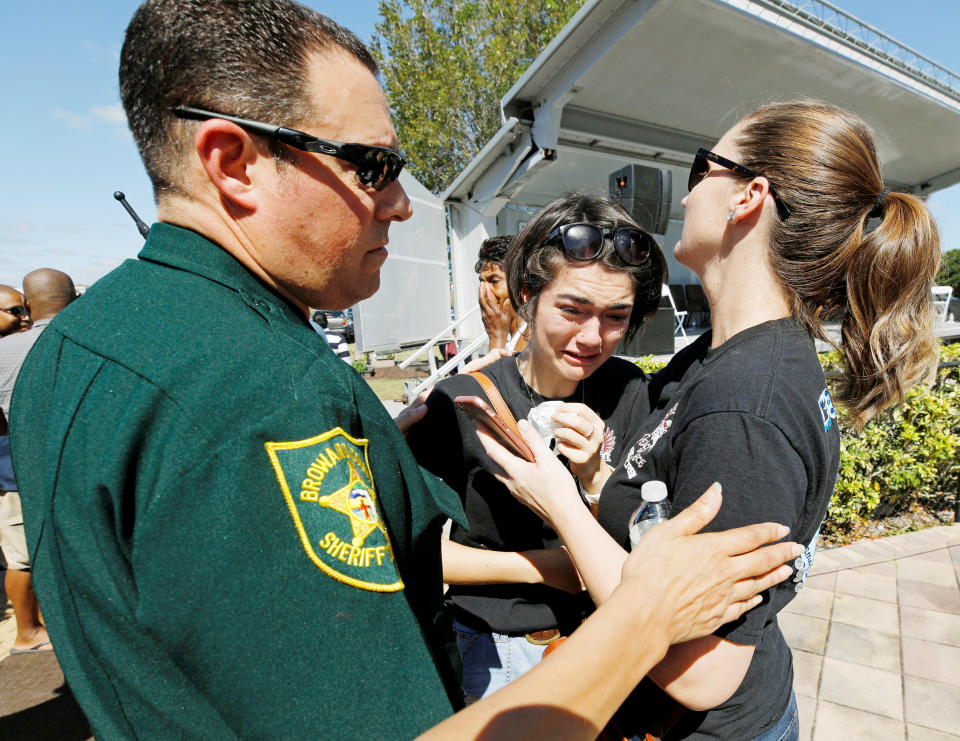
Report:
363,376,413,402
352,344,440,402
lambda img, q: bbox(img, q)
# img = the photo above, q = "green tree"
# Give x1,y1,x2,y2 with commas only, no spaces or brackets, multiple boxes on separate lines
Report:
936,249,960,294
372,0,584,194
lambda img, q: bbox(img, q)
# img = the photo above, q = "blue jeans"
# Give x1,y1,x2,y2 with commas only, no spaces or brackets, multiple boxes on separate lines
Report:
624,690,798,741
753,692,799,741
454,621,548,701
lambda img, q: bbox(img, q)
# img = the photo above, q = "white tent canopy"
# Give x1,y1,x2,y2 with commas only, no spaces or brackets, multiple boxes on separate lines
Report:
443,0,960,339
354,171,450,353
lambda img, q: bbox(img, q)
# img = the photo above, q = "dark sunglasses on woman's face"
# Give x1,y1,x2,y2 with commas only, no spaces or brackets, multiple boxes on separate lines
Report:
0,305,27,318
688,148,792,220
542,222,654,266
173,106,406,191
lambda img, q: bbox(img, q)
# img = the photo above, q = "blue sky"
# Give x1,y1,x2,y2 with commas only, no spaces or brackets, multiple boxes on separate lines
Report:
2,0,958,288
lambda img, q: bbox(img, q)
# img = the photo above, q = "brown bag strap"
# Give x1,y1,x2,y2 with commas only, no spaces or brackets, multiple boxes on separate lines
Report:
468,371,523,438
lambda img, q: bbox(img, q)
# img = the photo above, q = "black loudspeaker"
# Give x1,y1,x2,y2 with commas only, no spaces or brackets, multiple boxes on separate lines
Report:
616,307,674,356
609,164,672,235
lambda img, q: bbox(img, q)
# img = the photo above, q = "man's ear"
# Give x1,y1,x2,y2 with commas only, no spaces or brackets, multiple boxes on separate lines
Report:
729,178,771,224
192,120,262,211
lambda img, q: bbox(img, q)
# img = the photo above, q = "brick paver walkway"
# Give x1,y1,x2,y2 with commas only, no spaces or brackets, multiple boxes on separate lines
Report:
780,523,960,740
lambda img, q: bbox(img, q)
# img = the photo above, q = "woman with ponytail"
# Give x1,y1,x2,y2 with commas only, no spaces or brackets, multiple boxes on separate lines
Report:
474,100,941,739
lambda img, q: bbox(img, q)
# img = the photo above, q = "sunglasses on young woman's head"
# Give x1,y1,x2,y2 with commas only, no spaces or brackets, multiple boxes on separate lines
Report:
688,148,792,220
542,222,654,266
173,106,406,191
0,305,27,318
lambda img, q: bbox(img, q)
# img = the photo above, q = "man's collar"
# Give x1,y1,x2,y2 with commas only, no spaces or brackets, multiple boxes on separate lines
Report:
138,223,304,320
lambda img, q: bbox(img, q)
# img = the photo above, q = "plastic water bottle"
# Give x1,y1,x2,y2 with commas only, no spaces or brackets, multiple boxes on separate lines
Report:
628,480,671,550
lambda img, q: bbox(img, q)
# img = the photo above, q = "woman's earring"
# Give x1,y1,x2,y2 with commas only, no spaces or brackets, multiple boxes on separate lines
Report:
727,211,734,222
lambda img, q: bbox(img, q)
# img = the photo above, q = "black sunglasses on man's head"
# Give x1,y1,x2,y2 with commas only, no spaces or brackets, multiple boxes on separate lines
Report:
688,148,791,220
172,106,406,191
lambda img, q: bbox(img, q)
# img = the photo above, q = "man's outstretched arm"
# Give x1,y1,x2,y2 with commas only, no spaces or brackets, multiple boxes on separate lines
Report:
418,484,800,740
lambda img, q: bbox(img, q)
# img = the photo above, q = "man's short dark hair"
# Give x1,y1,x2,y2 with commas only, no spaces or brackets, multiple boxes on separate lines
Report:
474,235,515,274
120,0,378,197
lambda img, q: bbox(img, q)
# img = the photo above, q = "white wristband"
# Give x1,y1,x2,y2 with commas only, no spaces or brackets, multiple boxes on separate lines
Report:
579,479,601,505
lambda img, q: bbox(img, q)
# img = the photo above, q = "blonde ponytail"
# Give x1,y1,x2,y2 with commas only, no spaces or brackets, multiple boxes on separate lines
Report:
839,192,940,427
734,101,941,429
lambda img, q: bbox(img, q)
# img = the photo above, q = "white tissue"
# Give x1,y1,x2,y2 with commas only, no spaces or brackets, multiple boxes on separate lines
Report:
526,400,565,447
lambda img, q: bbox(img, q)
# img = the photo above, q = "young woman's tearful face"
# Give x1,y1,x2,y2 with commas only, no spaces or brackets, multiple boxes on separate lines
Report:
528,260,634,387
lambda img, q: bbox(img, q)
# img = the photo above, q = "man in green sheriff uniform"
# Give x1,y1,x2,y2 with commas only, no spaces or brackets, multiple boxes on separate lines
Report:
10,0,803,738
10,1,462,737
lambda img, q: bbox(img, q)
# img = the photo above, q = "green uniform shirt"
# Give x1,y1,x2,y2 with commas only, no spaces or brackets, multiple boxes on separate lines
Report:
11,223,465,739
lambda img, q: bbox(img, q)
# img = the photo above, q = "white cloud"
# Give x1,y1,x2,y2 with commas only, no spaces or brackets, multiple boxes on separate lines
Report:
0,222,32,233
81,40,120,63
53,103,128,133
0,222,34,244
53,106,94,131
91,103,126,126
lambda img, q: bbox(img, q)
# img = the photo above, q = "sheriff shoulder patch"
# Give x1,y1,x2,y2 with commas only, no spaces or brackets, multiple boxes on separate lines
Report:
265,428,403,592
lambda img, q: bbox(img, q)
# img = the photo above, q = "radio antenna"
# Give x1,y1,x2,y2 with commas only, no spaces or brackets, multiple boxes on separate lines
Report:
113,191,151,239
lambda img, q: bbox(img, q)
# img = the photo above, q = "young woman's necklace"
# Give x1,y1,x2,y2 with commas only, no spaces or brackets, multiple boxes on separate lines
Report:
516,355,584,406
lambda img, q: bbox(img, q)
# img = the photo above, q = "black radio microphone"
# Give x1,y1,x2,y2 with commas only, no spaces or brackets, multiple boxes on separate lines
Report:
113,191,151,239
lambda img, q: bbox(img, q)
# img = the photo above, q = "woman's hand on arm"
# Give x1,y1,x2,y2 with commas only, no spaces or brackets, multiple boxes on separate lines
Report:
441,540,583,593
551,403,612,496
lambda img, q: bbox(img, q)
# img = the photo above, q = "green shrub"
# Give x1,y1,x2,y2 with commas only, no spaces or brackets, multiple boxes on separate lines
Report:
638,343,960,529
824,342,960,526
633,355,668,374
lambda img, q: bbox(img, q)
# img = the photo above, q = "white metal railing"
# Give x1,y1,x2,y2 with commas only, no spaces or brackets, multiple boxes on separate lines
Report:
398,305,481,376
752,0,960,102
404,333,489,402
399,305,489,400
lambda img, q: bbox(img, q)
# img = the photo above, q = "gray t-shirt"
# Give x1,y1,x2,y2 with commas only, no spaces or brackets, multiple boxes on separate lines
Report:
0,318,51,417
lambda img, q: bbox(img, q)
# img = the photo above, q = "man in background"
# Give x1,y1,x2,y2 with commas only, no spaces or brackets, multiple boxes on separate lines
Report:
476,235,527,352
310,311,352,362
0,286,27,338
0,285,24,614
0,268,76,654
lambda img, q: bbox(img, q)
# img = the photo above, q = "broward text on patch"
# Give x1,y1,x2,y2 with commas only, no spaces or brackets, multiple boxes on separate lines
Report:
265,428,404,592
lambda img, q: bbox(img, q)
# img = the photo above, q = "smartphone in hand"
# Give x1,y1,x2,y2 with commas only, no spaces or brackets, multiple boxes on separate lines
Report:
454,395,535,462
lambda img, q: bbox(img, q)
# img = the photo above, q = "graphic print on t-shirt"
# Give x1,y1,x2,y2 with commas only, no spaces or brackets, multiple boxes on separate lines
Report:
818,387,837,431
622,403,678,479
599,426,616,463
792,526,820,592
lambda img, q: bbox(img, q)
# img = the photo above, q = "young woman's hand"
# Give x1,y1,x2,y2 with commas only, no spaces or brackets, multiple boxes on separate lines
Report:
393,390,430,437
460,347,513,374
475,417,584,529
551,403,612,495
